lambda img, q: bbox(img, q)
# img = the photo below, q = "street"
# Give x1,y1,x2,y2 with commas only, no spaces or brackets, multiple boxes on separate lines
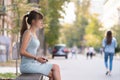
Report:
0,0,120,80
50,54,120,80
0,54,120,80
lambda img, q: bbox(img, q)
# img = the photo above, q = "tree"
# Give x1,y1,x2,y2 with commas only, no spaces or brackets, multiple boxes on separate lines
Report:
112,25,120,53
40,0,70,47
59,23,79,47
9,0,37,39
84,16,103,48
62,0,90,46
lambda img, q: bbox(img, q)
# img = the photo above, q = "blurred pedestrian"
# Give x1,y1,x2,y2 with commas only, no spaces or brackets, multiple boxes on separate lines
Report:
99,48,103,55
102,31,117,76
86,47,90,59
86,47,94,59
71,46,77,59
89,47,95,59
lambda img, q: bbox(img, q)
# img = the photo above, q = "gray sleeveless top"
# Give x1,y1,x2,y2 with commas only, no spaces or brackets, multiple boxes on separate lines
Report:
21,30,40,64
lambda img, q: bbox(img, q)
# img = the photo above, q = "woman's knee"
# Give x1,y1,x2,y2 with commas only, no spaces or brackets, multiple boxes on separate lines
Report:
52,64,60,71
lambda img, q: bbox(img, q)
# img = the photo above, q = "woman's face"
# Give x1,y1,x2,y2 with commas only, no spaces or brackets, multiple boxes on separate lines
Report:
33,19,44,29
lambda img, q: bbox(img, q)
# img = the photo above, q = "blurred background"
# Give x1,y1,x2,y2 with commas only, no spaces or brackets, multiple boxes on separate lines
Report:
0,0,120,80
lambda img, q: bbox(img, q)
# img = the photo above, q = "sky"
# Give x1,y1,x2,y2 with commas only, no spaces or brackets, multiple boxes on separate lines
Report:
101,0,120,28
59,2,76,24
61,0,120,29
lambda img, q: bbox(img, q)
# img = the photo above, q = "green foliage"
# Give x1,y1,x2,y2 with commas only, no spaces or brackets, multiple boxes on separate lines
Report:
8,0,104,48
112,25,120,52
73,0,90,46
60,0,104,48
60,23,80,47
4,0,69,47
11,0,36,34
84,16,103,48
64,0,90,47
40,0,69,46
1,0,39,35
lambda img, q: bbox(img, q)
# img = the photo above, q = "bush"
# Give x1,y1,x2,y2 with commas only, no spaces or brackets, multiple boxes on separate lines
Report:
115,45,120,53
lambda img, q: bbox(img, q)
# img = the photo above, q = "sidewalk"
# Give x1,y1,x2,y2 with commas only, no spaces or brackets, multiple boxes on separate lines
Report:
0,67,20,73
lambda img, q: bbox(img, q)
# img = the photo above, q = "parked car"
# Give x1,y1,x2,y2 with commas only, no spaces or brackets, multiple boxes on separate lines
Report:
52,44,69,59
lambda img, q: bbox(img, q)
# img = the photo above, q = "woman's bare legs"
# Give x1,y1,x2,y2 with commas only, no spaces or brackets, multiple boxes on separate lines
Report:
48,71,53,80
52,64,61,80
48,64,61,80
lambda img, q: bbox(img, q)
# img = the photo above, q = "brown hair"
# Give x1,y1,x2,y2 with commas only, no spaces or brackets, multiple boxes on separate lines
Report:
106,31,112,45
20,10,43,42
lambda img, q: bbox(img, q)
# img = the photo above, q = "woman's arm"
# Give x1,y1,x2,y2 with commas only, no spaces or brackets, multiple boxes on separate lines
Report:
20,30,36,59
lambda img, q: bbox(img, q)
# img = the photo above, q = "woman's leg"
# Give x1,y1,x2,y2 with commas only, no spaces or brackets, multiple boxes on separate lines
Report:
48,64,61,80
90,53,93,59
87,52,89,59
109,53,114,72
52,64,61,80
104,53,109,70
48,71,53,80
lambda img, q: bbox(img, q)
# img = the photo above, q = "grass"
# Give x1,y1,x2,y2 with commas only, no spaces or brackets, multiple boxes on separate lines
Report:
0,60,21,79
0,73,19,79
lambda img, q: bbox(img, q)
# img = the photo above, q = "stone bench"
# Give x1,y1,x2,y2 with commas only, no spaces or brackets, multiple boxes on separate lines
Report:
16,73,48,80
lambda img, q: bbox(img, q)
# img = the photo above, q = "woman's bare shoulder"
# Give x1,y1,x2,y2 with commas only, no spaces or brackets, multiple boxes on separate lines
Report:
22,30,31,40
24,30,31,35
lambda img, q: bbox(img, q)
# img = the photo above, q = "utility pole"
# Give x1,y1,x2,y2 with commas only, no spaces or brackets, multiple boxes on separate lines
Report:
43,0,49,56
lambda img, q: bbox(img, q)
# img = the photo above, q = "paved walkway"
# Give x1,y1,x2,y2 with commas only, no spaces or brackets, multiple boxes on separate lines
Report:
0,54,120,80
50,54,120,80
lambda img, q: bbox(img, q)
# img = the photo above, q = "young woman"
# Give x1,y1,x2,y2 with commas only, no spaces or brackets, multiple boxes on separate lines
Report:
102,31,117,75
20,10,61,80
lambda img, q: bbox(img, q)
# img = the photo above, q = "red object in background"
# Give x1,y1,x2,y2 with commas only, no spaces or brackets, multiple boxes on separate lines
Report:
52,49,57,53
63,48,69,53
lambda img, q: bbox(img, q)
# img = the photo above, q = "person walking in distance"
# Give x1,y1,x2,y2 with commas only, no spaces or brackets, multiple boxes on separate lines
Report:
89,47,94,59
102,31,117,75
86,47,90,59
71,46,77,59
86,47,94,59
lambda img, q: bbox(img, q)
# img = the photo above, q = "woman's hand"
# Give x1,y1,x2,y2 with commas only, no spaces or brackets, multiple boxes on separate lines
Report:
36,57,48,63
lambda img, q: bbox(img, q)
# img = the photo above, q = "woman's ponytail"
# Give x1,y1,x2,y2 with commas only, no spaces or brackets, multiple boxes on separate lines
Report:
20,14,29,43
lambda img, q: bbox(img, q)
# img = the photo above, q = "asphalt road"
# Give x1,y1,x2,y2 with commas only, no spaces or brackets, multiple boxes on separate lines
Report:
50,54,120,80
